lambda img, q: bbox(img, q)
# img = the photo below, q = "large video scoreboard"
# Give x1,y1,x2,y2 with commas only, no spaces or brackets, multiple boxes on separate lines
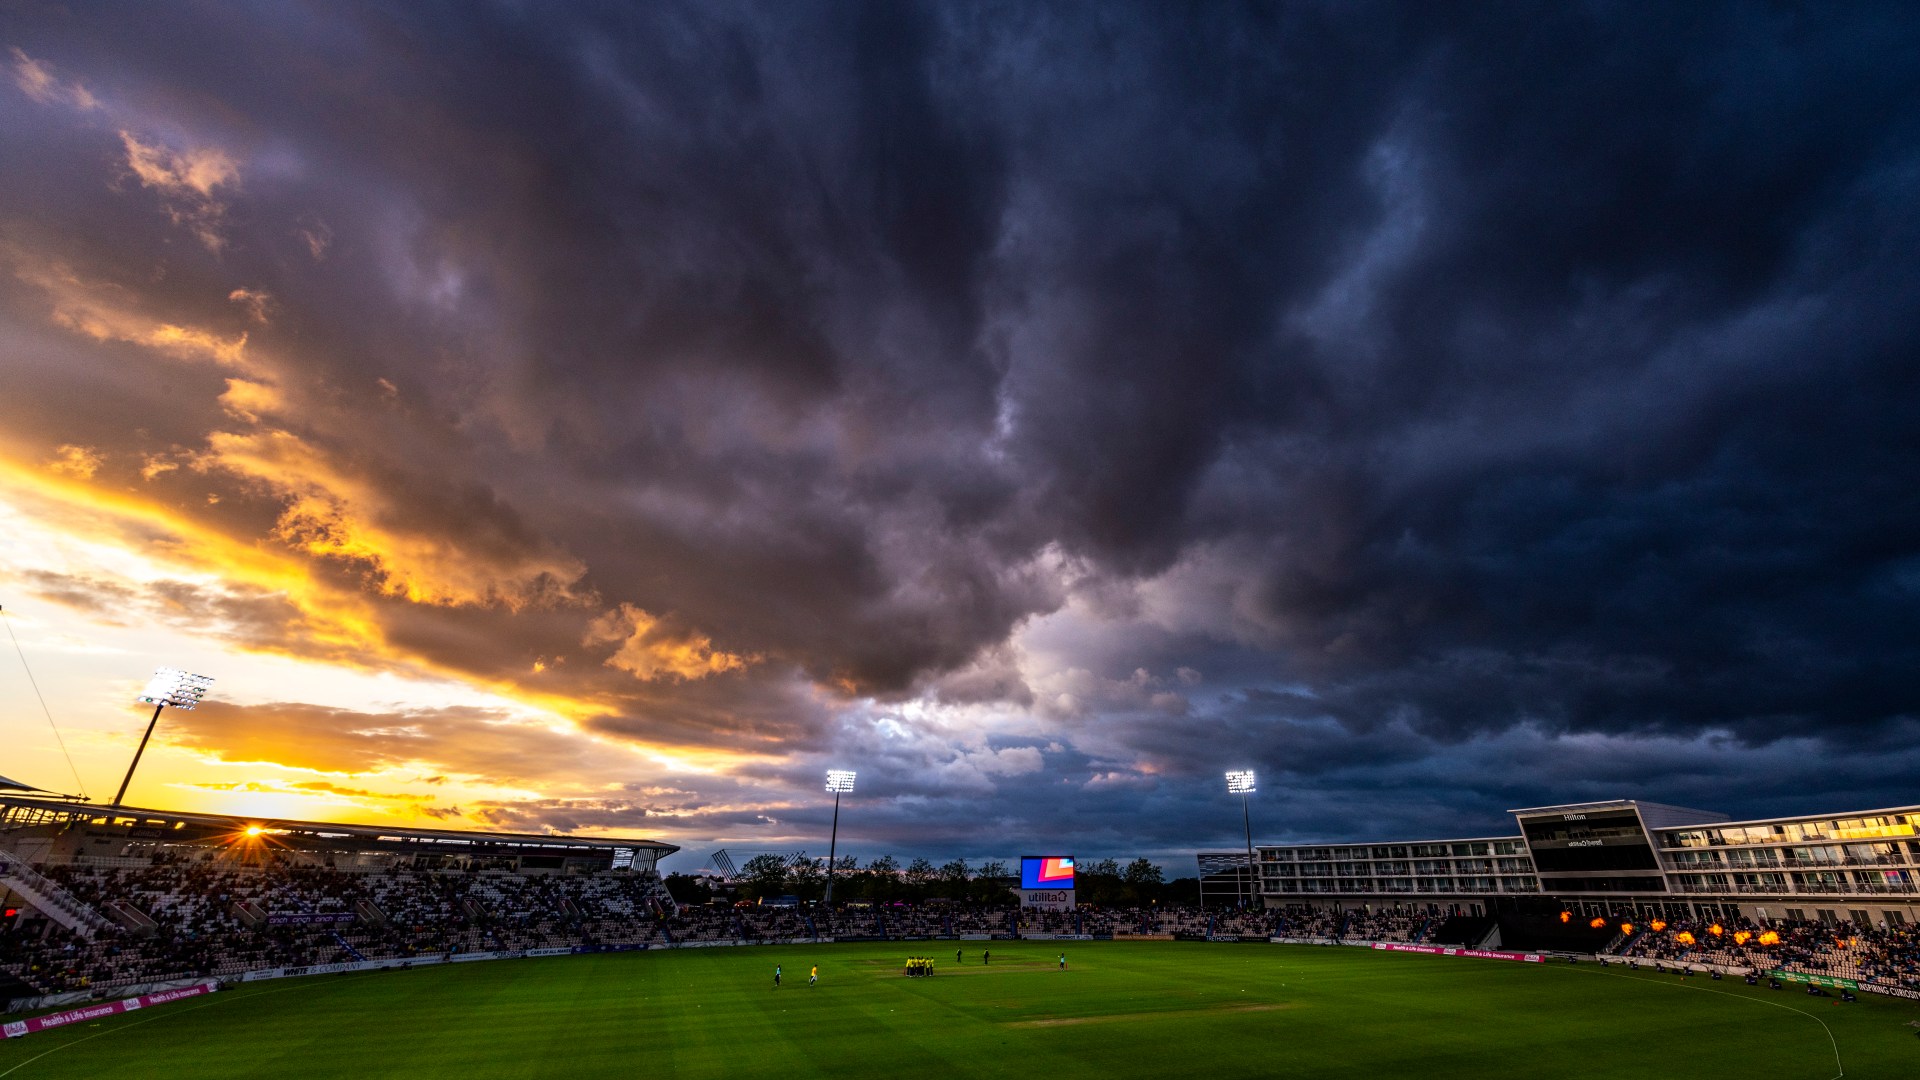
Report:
1019,855,1075,910
1519,808,1665,893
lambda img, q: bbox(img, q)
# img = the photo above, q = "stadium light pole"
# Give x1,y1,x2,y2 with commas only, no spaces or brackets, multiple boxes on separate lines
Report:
1226,771,1256,909
113,668,214,807
824,770,856,905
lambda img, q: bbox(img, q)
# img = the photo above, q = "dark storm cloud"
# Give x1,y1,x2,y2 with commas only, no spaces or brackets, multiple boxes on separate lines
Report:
5,1,1920,856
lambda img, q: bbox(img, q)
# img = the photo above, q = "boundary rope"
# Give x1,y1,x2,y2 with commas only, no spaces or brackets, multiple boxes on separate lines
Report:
1572,963,1844,1079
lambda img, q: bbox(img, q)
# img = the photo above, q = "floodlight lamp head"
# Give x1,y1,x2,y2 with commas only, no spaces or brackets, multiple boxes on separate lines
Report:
825,769,856,793
135,667,214,710
1225,770,1256,794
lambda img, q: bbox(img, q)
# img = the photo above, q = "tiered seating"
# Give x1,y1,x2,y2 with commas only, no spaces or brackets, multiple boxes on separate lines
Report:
1018,909,1078,934
1213,908,1281,938
826,907,887,937
1080,908,1151,935
948,909,1012,936
1271,907,1342,937
1148,907,1212,935
6,851,1642,1007
1262,907,1431,941
4,854,674,996
880,905,966,937
1342,911,1426,942
1610,917,1920,994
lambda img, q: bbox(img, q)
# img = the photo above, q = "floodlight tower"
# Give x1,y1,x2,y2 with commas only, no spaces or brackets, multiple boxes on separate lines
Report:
823,769,856,905
113,668,214,807
1226,770,1257,908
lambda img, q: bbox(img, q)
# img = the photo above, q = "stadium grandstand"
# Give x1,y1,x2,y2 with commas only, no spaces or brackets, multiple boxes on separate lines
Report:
0,790,678,1005
1201,798,1920,925
7,788,1920,1020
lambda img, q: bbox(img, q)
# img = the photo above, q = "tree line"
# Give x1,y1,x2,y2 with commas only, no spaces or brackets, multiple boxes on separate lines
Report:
665,855,1198,907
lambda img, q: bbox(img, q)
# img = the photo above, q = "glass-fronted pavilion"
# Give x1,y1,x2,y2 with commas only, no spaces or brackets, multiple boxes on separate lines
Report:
1202,798,1920,927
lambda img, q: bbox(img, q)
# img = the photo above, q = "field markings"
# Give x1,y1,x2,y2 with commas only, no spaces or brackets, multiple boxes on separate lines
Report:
0,972,385,1079
1569,966,1844,1080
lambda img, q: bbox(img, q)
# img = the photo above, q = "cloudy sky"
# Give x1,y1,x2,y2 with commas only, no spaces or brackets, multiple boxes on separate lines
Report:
3,2,1918,870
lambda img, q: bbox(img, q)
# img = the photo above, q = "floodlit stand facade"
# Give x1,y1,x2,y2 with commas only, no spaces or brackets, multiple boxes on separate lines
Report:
1202,798,1920,926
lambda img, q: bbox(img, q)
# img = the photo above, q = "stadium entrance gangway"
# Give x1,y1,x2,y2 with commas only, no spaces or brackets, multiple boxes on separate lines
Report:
0,849,113,939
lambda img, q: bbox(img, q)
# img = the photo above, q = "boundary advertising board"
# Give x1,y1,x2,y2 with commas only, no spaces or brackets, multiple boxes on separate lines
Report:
4,981,217,1039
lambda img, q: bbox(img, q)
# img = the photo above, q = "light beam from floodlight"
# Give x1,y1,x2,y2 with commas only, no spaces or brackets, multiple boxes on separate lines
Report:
1225,770,1257,908
114,667,214,807
824,769,855,904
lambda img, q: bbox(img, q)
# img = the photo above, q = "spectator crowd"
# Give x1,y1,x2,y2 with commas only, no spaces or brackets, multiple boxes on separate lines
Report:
11,850,1916,1007
1613,914,1920,994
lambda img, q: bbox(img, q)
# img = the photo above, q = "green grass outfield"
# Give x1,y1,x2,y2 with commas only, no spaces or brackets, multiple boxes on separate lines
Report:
3,942,1917,1079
